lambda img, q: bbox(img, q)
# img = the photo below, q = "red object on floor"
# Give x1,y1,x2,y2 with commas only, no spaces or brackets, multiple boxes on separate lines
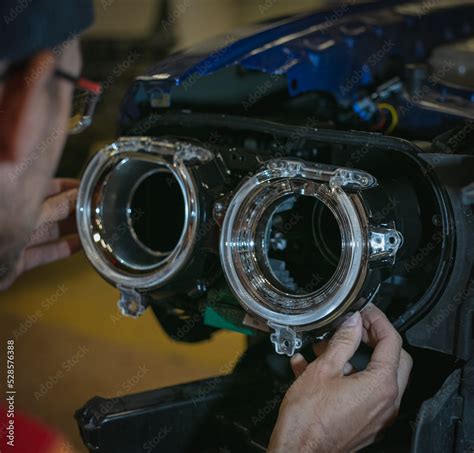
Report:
1,405,61,453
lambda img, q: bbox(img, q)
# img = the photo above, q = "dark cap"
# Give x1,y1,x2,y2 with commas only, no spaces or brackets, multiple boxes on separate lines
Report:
0,0,94,61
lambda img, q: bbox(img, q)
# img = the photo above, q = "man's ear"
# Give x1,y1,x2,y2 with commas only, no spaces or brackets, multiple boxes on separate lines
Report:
0,51,56,163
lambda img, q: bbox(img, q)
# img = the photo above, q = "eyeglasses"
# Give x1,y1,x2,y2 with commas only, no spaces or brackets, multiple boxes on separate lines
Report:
52,69,102,135
0,65,102,135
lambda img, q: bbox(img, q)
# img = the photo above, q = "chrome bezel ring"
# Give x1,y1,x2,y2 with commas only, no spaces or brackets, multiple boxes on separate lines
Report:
77,137,200,291
220,159,373,331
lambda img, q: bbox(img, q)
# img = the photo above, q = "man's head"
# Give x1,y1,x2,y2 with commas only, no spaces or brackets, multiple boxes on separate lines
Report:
0,1,93,283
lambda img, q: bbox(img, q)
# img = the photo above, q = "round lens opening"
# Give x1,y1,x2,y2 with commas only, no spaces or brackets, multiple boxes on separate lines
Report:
260,194,342,295
129,169,186,255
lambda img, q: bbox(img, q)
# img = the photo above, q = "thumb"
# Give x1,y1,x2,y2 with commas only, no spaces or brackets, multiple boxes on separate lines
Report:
290,353,309,378
319,312,363,375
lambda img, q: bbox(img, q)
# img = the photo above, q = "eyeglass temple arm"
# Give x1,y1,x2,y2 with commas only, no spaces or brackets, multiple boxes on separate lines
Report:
55,69,102,95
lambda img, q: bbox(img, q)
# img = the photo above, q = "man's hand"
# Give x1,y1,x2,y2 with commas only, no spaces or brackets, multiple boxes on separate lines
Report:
268,304,412,453
0,178,81,290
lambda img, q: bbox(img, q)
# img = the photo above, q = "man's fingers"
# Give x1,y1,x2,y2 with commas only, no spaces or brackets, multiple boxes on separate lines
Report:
46,178,80,197
21,235,81,272
395,349,413,407
317,312,362,375
313,342,355,375
361,304,402,372
28,214,77,247
313,341,355,375
313,340,327,357
290,353,308,378
28,222,59,246
315,306,407,379
37,188,78,226
343,362,354,376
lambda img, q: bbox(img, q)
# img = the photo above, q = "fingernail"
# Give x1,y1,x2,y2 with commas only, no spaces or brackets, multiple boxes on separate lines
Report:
341,312,360,328
291,353,303,362
343,363,353,375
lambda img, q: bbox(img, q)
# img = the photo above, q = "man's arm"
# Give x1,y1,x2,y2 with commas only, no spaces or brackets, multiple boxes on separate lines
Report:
269,304,412,452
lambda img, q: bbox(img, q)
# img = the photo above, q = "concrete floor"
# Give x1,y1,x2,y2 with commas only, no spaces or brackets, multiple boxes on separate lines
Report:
0,253,244,451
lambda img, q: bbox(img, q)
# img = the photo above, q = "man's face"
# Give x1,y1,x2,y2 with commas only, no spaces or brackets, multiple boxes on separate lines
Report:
0,38,82,282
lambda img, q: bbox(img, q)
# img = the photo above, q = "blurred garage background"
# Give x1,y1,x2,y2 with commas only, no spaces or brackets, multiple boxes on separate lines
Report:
0,1,337,450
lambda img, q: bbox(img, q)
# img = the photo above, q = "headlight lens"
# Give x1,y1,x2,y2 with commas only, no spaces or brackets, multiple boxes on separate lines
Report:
77,137,201,291
220,159,403,355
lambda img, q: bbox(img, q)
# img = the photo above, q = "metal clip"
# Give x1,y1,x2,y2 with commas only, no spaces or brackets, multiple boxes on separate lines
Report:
117,286,147,318
268,322,302,356
369,227,404,263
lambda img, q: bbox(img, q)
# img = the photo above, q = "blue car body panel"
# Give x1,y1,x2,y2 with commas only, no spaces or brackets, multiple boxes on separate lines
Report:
120,0,474,134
